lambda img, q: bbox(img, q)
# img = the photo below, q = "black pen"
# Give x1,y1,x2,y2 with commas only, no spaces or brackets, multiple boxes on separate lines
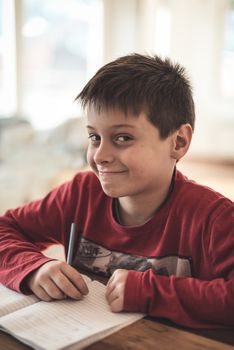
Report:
67,222,76,265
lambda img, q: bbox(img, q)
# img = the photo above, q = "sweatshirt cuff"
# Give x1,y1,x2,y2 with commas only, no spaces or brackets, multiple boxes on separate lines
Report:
123,270,145,312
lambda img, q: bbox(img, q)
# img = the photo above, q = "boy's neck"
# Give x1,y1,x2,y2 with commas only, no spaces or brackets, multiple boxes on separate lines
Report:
116,169,175,227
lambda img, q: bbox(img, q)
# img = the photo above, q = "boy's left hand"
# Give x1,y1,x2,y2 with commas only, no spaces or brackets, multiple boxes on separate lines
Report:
105,269,129,312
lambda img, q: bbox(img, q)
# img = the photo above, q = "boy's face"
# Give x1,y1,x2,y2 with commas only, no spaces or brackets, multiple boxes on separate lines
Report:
85,106,177,199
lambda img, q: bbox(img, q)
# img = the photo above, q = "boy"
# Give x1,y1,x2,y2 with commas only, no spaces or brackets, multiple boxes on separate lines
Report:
0,54,233,329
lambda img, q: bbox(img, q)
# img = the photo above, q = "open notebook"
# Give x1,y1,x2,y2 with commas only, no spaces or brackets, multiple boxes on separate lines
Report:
0,276,144,350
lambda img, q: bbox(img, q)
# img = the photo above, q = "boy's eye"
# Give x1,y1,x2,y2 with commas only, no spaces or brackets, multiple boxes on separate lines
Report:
88,134,100,143
88,133,133,145
115,135,133,142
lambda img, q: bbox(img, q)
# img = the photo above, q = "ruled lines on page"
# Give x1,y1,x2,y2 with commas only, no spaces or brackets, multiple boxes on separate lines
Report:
0,281,143,350
0,284,39,317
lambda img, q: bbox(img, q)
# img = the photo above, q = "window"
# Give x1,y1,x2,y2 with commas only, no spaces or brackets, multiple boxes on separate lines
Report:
153,0,171,57
221,0,234,98
0,0,103,129
0,0,3,115
0,0,4,116
22,0,103,129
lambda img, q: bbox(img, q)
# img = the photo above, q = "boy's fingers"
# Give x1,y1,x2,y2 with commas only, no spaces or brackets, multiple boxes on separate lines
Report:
52,272,84,300
106,288,118,305
106,273,115,292
105,281,115,299
42,278,66,300
61,264,89,296
109,297,122,313
33,285,53,302
27,260,89,301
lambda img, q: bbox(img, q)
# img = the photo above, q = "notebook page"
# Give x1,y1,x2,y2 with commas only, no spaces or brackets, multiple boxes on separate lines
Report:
0,284,39,317
0,274,91,318
0,281,143,350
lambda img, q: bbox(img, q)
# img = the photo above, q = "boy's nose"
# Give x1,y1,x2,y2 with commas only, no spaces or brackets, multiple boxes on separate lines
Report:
93,143,114,164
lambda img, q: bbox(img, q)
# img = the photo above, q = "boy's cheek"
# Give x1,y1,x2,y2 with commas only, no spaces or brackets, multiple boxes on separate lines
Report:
86,148,92,165
86,150,96,171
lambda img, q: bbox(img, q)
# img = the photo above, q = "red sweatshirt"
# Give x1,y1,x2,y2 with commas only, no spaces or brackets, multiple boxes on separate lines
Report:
0,169,233,329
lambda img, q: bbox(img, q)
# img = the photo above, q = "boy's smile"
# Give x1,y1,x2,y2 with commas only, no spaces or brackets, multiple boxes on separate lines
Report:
86,106,177,225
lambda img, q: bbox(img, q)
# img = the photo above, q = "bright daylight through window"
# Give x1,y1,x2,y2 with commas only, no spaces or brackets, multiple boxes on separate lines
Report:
0,0,103,129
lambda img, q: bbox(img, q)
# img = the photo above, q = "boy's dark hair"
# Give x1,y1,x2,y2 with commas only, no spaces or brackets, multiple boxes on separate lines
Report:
76,53,195,139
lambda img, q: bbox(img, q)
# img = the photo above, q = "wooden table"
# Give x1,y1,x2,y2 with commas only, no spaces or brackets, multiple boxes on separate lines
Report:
1,317,233,350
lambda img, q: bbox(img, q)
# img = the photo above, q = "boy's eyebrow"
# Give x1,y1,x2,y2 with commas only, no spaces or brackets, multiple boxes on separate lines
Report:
86,124,137,130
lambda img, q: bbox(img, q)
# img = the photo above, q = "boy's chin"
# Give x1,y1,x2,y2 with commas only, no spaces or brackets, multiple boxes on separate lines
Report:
102,188,120,198
101,185,125,198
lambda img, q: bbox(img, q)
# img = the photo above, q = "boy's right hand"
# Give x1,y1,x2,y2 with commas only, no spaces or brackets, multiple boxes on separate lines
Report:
27,260,89,301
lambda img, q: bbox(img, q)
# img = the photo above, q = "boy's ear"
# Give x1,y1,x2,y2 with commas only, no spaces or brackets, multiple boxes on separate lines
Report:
171,124,193,160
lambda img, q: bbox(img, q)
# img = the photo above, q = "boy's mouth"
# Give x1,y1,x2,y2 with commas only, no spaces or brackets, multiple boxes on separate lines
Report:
98,170,127,177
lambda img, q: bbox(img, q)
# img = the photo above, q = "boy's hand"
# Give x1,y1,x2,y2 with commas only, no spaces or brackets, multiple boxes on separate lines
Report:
27,260,89,301
105,269,129,312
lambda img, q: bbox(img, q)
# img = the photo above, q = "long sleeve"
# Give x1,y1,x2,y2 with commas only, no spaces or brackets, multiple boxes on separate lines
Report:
124,270,234,329
123,198,234,329
0,177,79,292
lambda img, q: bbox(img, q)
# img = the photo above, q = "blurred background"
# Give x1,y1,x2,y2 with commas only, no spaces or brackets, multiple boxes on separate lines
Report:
0,0,233,214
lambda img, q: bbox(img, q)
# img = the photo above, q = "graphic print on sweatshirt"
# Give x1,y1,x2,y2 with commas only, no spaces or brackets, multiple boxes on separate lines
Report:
73,237,192,277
